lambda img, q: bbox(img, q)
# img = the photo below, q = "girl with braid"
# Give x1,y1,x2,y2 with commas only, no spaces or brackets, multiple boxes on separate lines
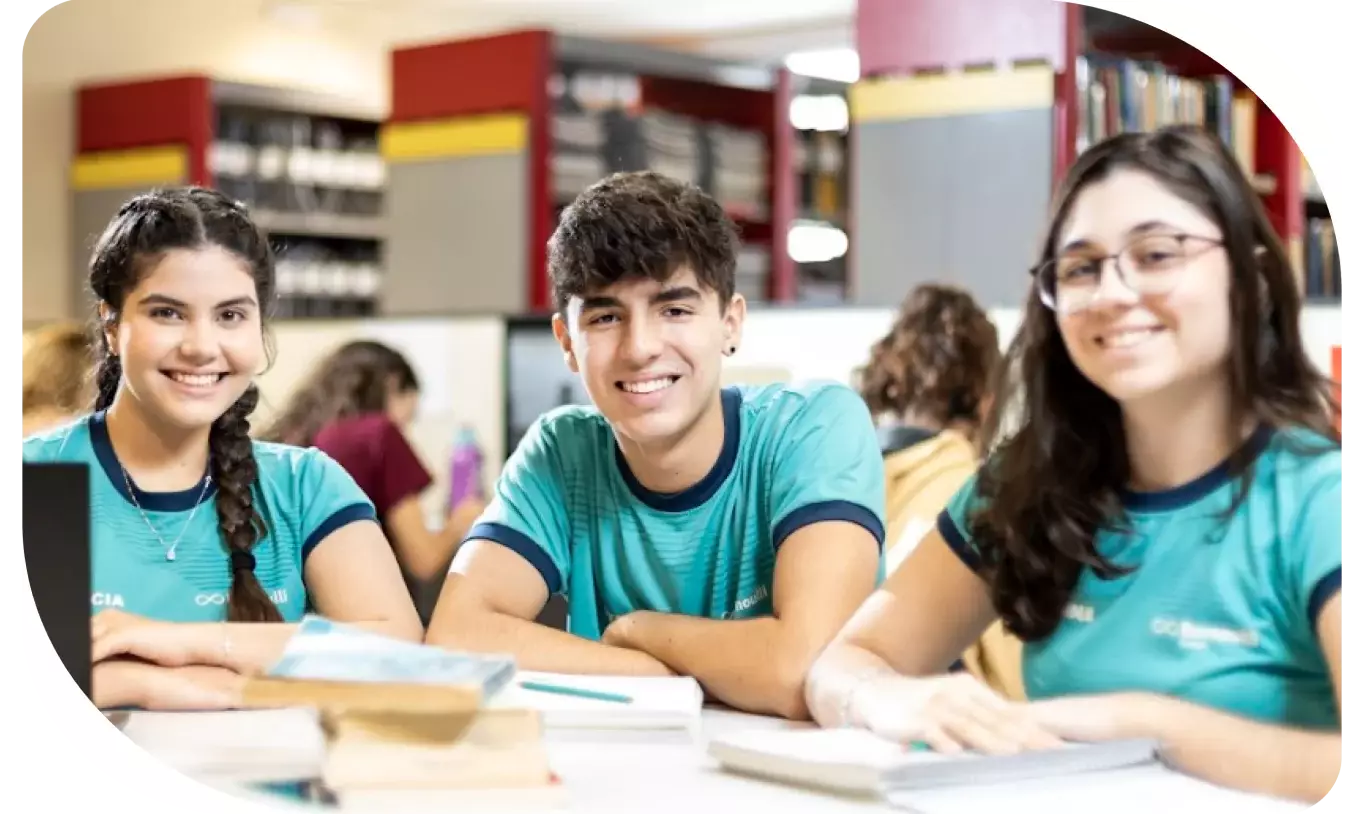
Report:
24,187,422,710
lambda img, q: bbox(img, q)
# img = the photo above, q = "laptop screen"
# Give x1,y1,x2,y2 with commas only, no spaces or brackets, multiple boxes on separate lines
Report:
23,461,93,701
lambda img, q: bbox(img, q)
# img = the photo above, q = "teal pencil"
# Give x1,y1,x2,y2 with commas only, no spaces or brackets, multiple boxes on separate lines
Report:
518,680,633,704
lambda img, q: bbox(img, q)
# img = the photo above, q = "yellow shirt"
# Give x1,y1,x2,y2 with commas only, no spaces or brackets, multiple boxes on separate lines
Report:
880,426,1025,701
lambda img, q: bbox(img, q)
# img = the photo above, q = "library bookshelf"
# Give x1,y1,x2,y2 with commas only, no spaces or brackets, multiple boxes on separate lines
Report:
380,30,814,315
70,75,388,320
849,0,1335,307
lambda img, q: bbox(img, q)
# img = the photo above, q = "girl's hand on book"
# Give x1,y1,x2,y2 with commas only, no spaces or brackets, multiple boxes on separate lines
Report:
93,659,243,711
858,673,1065,756
92,609,216,668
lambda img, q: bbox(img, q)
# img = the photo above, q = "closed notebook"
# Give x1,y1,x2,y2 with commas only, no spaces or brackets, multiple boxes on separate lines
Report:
241,615,516,713
487,671,703,733
707,727,1159,795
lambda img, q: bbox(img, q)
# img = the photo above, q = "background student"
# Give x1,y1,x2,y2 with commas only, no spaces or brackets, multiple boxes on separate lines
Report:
854,283,1023,701
23,320,95,436
426,171,886,720
805,125,1341,805
23,187,422,710
260,339,482,588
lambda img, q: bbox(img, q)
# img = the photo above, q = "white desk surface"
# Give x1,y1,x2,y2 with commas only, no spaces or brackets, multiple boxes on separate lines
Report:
112,706,1307,814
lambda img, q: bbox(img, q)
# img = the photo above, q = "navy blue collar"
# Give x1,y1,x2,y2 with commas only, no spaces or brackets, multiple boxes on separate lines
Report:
878,425,940,457
615,387,741,513
1120,424,1275,512
89,410,218,512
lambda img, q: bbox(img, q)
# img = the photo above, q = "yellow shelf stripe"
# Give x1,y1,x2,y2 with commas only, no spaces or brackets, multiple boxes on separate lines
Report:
71,145,188,190
851,66,1055,122
380,113,528,163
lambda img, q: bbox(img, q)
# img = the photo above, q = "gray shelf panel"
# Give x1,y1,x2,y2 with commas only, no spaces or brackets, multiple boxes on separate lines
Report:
252,210,388,241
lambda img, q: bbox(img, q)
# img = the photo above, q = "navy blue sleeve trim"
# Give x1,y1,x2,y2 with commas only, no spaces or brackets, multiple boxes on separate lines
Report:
302,502,378,561
937,509,983,573
773,500,886,551
1308,566,1342,626
466,522,563,596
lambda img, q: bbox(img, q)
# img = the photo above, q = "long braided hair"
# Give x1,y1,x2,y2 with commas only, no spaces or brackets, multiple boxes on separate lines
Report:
89,187,282,622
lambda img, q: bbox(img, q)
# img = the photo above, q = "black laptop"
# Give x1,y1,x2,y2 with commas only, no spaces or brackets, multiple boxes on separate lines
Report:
22,461,92,701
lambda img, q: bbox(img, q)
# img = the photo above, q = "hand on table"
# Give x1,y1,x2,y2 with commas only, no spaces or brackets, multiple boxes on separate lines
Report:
1025,691,1159,743
94,659,244,711
857,672,1065,755
91,609,221,668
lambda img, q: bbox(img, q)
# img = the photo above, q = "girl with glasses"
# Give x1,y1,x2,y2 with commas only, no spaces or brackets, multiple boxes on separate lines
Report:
804,125,1341,804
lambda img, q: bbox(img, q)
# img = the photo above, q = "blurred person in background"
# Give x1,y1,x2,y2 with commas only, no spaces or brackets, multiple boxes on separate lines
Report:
23,321,95,436
260,340,482,586
807,126,1341,804
855,283,1022,701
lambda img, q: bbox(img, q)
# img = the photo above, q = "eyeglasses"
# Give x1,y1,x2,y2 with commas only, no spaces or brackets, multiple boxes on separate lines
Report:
1030,233,1224,314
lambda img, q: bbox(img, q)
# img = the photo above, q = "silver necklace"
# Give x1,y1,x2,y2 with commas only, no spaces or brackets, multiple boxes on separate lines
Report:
121,467,213,562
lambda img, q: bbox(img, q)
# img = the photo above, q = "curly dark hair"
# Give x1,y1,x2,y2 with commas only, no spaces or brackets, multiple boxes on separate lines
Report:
260,340,420,447
971,125,1340,642
89,186,283,623
548,171,739,312
856,284,1000,430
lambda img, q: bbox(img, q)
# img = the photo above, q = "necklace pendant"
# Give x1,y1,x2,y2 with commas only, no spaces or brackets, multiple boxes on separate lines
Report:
166,550,176,562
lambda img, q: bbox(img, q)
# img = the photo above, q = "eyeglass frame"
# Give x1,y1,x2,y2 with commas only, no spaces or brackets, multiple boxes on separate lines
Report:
1028,232,1225,314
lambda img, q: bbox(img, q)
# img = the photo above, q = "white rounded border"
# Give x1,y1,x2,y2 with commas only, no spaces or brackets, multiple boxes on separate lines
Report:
1074,0,1342,257
16,539,313,807
21,1,1336,807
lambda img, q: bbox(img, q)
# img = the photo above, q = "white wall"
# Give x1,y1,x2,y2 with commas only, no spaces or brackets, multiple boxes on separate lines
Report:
733,305,1340,388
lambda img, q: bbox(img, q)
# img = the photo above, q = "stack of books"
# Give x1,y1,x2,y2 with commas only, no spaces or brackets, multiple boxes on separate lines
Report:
216,617,709,806
240,616,558,806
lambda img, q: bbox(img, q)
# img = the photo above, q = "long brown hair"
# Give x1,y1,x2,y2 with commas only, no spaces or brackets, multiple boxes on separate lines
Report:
971,125,1339,641
855,284,1000,431
89,187,283,623
260,340,419,447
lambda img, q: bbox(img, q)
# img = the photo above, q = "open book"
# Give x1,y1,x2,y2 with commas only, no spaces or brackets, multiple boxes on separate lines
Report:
240,615,516,713
486,670,703,738
707,727,1160,796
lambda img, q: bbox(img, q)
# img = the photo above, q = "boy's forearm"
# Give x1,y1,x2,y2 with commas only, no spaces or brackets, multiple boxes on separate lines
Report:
612,612,813,719
426,607,674,677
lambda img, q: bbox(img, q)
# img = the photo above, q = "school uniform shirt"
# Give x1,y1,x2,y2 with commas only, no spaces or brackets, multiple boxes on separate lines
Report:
312,412,433,524
22,411,377,622
939,425,1342,729
465,382,888,639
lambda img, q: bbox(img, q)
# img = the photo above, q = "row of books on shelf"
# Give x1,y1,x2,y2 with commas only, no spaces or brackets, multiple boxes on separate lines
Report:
552,104,769,223
795,129,847,225
273,243,383,319
211,107,385,219
1303,217,1340,300
1075,54,1257,177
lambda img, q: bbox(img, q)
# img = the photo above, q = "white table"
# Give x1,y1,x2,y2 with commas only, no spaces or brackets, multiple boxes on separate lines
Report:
111,707,1306,814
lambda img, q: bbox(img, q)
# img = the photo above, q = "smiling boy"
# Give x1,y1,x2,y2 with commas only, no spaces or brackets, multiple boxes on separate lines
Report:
425,171,885,719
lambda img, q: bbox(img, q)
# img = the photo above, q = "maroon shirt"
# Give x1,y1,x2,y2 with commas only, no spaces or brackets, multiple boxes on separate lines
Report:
312,413,433,521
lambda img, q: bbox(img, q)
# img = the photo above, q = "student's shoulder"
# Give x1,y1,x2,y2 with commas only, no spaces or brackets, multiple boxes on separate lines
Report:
522,402,613,452
22,413,95,462
1258,424,1341,502
736,379,872,433
250,438,352,483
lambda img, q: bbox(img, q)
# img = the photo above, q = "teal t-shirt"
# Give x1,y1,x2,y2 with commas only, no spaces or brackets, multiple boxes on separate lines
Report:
940,425,1342,729
22,412,378,622
466,382,887,639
